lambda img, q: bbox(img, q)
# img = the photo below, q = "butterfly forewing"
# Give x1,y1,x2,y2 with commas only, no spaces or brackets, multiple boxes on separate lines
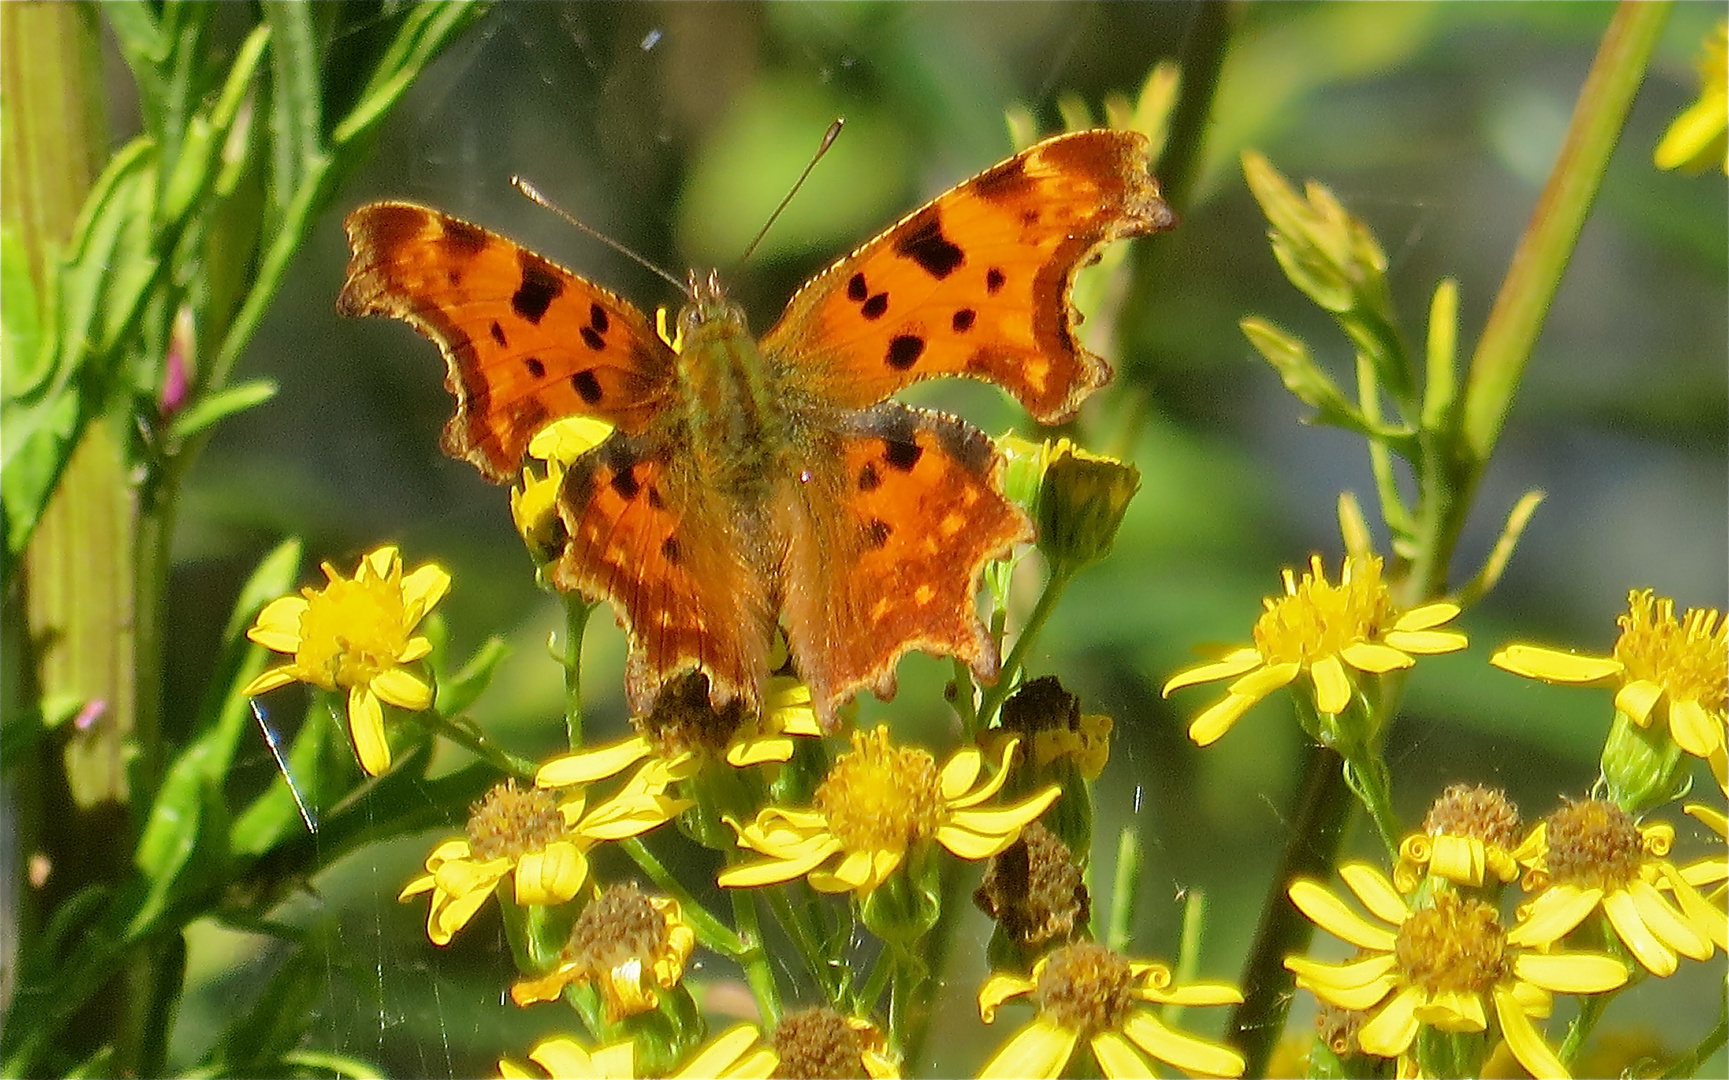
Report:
338,202,679,482
760,130,1174,424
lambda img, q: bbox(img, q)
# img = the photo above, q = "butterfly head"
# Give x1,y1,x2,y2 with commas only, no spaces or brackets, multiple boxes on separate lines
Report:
676,268,751,353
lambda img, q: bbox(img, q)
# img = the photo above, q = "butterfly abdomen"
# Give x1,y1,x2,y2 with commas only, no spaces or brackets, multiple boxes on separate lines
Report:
674,296,788,502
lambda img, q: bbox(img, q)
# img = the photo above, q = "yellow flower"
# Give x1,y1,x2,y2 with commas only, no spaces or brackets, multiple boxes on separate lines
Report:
1491,590,1727,787
511,883,696,1022
1286,863,1628,1079
499,1023,775,1080
718,726,1059,895
767,1008,898,1079
1393,784,1523,894
242,545,449,776
977,941,1245,1079
1509,799,1717,976
1654,20,1727,175
1163,555,1466,746
399,758,689,945
512,418,615,561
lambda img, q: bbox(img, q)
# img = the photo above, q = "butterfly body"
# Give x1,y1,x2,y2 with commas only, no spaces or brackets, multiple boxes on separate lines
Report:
338,129,1175,728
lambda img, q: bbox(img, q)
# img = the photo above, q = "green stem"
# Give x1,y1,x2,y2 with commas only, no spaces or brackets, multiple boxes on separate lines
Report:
616,837,748,959
1458,2,1669,472
1558,983,1619,1066
416,710,536,778
1342,749,1402,860
727,888,782,1026
558,593,593,747
1226,741,1355,1077
1105,827,1140,953
976,565,1074,726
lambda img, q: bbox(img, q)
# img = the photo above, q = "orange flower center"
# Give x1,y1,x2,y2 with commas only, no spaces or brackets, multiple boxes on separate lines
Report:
1422,784,1523,850
1613,590,1727,714
815,727,944,854
565,882,666,975
1542,798,1644,892
1033,942,1136,1035
1252,555,1395,666
466,781,566,861
1394,892,1508,995
770,1007,867,1080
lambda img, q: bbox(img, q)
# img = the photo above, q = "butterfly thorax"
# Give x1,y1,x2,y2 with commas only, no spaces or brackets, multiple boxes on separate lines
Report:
674,273,787,501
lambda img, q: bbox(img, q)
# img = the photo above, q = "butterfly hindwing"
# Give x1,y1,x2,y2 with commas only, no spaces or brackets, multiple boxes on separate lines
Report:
775,403,1030,725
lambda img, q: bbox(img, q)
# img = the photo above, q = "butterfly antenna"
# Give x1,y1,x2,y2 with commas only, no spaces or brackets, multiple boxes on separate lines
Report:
512,176,689,295
733,117,845,270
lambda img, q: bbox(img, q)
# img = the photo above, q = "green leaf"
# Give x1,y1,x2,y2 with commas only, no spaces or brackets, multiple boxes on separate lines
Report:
1,228,43,395
435,635,510,719
260,2,324,229
166,378,277,442
330,2,492,148
129,745,232,940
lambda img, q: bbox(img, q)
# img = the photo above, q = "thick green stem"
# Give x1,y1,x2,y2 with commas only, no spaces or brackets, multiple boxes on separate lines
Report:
1459,2,1669,470
976,566,1074,726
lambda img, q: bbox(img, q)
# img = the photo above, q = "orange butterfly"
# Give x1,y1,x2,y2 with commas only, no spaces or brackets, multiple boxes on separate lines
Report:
337,129,1173,729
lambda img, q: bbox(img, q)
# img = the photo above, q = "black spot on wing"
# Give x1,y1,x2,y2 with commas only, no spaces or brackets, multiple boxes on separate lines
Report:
886,334,926,371
589,303,609,334
986,267,1006,294
441,218,489,257
661,536,682,564
490,321,508,346
572,369,603,404
861,292,889,320
864,518,892,549
525,356,546,379
895,209,965,280
847,272,869,301
513,254,564,324
858,462,881,492
580,327,605,351
972,155,1032,202
883,438,923,472
952,309,976,333
610,464,640,500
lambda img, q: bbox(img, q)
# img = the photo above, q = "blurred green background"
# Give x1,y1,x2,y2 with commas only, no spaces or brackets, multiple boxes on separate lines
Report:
158,2,1723,1076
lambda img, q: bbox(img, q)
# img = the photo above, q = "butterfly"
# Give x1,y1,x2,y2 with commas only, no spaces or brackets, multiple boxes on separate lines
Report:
337,129,1174,730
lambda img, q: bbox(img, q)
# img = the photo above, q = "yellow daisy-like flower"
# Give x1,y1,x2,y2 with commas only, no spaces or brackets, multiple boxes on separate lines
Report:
1393,784,1524,894
718,726,1059,895
977,941,1245,1079
1509,799,1717,976
1163,555,1467,746
1286,863,1629,1079
1491,589,1727,786
511,883,697,1022
498,1023,775,1080
399,757,689,945
1654,20,1727,175
512,418,616,560
242,545,449,776
1671,804,1728,950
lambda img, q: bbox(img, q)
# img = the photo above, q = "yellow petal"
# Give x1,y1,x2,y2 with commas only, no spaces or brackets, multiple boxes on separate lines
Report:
939,745,986,801
728,734,796,767
1382,628,1468,655
1615,679,1664,727
1490,645,1621,683
1340,641,1415,674
348,685,391,776
1429,833,1488,887
1493,984,1569,1080
1289,879,1397,951
372,667,432,711
1136,979,1243,1008
515,841,589,906
1413,987,1486,1032
977,972,1037,1022
1118,1009,1245,1077
240,666,298,697
536,736,652,788
1341,862,1409,926
1507,885,1600,947
1188,693,1258,747
947,786,1061,841
1511,950,1628,994
718,838,839,889
1669,697,1722,758
400,562,452,620
1089,1030,1155,1079
1162,649,1262,695
1310,654,1352,715
978,1018,1077,1080
247,596,309,651
1355,985,1422,1057
1602,887,1678,975
1392,601,1460,632
428,882,495,945
1285,955,1397,1011
1627,878,1711,960
670,1023,761,1080
1230,659,1300,699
